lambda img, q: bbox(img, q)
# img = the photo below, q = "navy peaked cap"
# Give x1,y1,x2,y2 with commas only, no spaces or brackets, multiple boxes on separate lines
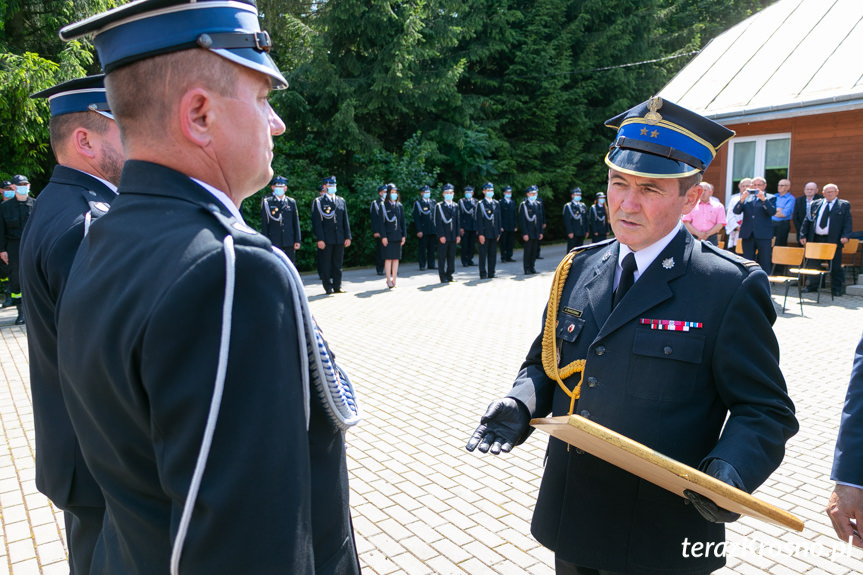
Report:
271,175,287,185
442,183,454,192
322,176,336,185
30,75,112,119
605,96,734,178
59,0,287,89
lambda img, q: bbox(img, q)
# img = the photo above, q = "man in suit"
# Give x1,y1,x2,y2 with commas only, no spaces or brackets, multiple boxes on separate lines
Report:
800,183,853,296
499,185,517,262
476,182,501,279
0,174,35,324
412,185,437,270
459,185,478,266
792,181,821,242
587,192,609,242
435,183,460,283
467,97,797,575
312,175,352,294
733,176,775,271
20,74,122,575
827,332,863,548
563,187,588,251
54,2,360,573
260,175,301,263
519,185,543,275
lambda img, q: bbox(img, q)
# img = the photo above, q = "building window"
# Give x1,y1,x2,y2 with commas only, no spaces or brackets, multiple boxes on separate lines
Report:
726,133,791,197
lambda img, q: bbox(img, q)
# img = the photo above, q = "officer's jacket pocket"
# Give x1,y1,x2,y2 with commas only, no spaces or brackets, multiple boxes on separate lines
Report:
556,314,585,343
627,330,705,402
632,329,704,364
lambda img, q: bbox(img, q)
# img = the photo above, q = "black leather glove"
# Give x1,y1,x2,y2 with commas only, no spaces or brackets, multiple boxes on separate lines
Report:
684,459,746,523
465,398,530,455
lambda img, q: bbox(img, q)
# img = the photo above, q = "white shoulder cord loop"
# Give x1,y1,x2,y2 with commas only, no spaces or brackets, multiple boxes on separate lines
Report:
83,211,92,237
170,234,236,575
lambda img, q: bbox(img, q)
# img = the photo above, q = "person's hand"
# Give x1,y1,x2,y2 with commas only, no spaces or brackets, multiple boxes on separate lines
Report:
800,238,807,245
0,252,7,265
294,243,301,250
400,237,406,246
739,191,749,203
478,235,485,245
684,459,744,523
344,239,351,248
757,191,766,201
827,484,863,548
374,233,380,238
841,237,849,244
439,236,446,245
316,241,325,250
417,232,423,238
568,233,574,239
465,398,530,455
381,237,388,247
456,237,461,244
539,234,544,240
459,228,464,236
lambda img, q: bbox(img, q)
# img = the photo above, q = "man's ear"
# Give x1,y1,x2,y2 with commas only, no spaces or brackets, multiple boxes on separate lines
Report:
71,128,96,159
680,182,701,215
178,87,213,148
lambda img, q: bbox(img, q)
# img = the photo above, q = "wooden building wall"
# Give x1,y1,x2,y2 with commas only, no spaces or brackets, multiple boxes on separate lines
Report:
704,108,863,234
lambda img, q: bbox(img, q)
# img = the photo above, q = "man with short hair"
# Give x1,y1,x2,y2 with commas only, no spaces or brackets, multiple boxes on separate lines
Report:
0,174,34,324
412,185,437,270
519,185,542,275
468,97,797,575
261,175,301,264
476,182,501,279
587,191,609,242
500,185,517,262
563,187,588,251
0,180,14,307
459,185,478,266
54,2,361,572
800,183,852,295
20,74,122,575
681,181,726,245
435,183,460,283
312,175,352,294
793,181,821,241
772,178,794,247
733,175,776,271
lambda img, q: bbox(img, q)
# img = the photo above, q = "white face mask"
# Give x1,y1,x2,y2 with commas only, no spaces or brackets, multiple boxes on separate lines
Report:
16,185,30,196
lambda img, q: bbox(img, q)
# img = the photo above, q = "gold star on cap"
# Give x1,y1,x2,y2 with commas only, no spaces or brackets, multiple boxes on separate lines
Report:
650,129,660,138
640,127,649,136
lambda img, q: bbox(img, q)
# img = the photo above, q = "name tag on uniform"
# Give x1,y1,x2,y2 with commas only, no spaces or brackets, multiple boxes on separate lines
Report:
562,306,583,318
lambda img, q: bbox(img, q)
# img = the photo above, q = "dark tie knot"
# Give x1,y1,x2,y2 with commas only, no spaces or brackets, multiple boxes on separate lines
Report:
621,252,637,274
614,252,638,308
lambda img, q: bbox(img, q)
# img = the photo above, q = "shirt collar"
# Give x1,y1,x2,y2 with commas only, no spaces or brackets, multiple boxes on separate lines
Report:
618,221,682,282
68,167,118,194
191,178,244,222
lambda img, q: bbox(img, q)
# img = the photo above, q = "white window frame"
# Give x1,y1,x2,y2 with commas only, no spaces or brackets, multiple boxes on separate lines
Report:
725,132,791,200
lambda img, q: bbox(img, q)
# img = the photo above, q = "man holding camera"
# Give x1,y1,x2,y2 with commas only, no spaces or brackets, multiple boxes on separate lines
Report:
733,176,775,271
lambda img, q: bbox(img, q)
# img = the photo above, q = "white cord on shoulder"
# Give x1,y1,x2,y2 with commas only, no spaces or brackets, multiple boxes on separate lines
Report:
170,234,236,575
83,211,92,237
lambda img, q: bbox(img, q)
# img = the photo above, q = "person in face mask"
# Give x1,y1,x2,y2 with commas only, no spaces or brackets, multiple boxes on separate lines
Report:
381,183,406,288
459,185,478,267
1,181,15,202
499,185,517,262
371,184,387,276
311,175,352,294
519,185,543,274
588,191,610,242
434,183,461,283
563,187,588,251
261,176,301,264
412,185,437,271
0,175,35,323
477,182,501,279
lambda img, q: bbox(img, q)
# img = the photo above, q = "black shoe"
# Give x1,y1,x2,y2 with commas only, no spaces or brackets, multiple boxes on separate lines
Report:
376,270,384,276
480,274,487,279
325,288,333,295
420,266,426,270
14,315,25,325
429,265,437,270
2,296,12,309
334,288,346,294
536,256,544,260
489,274,495,278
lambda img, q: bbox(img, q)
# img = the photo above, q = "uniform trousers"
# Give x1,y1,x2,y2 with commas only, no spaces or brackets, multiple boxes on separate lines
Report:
279,245,296,265
501,231,515,261
460,230,476,265
566,236,585,251
6,240,21,300
478,237,497,278
811,234,845,291
591,233,607,243
65,506,105,575
741,237,772,272
438,241,457,282
318,243,345,291
772,220,791,247
555,556,621,575
375,237,385,274
418,234,437,269
523,238,539,273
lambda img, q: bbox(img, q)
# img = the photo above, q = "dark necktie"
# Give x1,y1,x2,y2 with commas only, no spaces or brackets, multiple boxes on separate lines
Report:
819,202,831,229
613,252,637,308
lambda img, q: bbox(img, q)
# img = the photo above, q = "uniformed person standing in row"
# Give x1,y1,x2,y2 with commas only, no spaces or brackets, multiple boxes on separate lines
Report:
0,180,14,308
20,74,122,575
412,184,437,271
499,185,517,262
519,185,542,275
476,182,501,279
54,1,361,572
536,194,547,260
563,187,588,251
260,175,301,264
312,175,352,294
588,191,609,242
0,174,35,324
467,97,797,575
459,185,477,267
371,184,386,276
381,183,406,288
435,183,460,283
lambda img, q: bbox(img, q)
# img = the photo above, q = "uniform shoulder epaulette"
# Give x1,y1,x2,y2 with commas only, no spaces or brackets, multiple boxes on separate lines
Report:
202,203,271,249
700,240,760,272
568,237,615,257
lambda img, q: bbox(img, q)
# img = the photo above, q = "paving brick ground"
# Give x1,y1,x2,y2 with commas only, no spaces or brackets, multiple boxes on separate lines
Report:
1,242,862,574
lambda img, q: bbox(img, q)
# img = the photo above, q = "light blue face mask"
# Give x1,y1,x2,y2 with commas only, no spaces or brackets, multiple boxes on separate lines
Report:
444,193,454,201
3,190,14,199
389,192,398,201
327,186,337,195
598,199,605,206
485,191,494,199
16,185,30,195
504,193,511,199
528,195,537,203
464,192,473,199
573,196,581,202
274,186,286,196
422,192,430,200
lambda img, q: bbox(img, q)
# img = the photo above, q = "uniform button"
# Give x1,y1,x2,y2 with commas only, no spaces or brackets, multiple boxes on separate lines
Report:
586,377,597,388
580,409,590,419
575,448,585,455
664,346,673,356
595,345,606,356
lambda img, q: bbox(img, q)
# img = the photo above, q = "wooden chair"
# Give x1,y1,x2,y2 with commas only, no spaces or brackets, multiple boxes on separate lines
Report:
735,241,743,255
767,246,804,314
842,238,860,284
789,242,838,304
